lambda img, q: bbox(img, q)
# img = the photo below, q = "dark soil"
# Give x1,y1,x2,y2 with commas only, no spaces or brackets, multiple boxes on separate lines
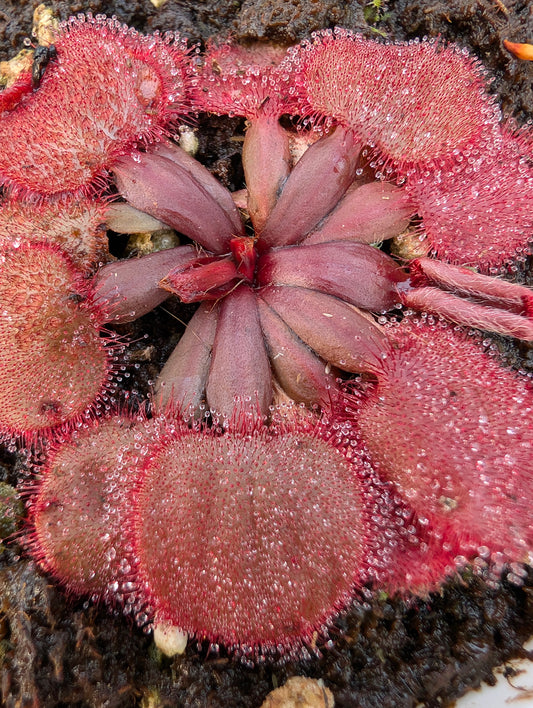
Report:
1,1,533,707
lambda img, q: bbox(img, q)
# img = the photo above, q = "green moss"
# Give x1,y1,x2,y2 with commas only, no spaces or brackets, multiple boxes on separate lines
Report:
364,0,390,37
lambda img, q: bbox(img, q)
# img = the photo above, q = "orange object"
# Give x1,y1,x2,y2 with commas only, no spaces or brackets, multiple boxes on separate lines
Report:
503,39,533,60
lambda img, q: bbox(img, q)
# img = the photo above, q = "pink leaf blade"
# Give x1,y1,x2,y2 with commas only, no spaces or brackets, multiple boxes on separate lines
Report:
154,303,220,416
206,285,272,418
402,286,533,340
259,285,387,374
410,257,533,315
242,116,291,234
355,319,533,559
259,126,361,249
0,17,193,196
294,30,499,167
257,298,339,406
160,257,239,303
257,241,406,312
304,181,414,246
150,139,245,236
113,152,235,253
407,129,533,270
93,245,197,323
